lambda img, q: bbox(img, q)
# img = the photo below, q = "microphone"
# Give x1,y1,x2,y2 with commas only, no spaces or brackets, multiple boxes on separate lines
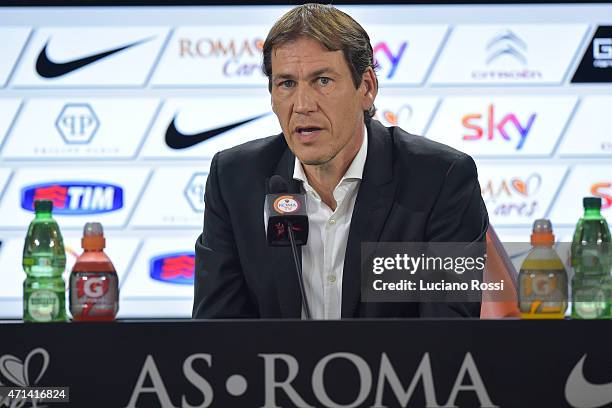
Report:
264,175,308,246
264,175,311,319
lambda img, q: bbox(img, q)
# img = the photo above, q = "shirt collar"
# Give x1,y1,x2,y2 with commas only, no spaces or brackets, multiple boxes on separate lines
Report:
293,123,368,184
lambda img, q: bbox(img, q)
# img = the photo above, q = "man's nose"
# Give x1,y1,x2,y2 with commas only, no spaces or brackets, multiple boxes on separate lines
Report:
293,84,317,114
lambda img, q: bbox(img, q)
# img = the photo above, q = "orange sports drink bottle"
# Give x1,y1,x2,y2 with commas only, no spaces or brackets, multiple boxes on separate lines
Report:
69,222,119,321
518,219,568,319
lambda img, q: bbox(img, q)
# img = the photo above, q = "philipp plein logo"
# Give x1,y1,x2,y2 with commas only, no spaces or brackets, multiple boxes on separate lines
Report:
36,37,151,79
165,113,269,150
565,354,612,408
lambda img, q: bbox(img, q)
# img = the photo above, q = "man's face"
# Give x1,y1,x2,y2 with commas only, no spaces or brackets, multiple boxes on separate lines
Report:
270,37,376,166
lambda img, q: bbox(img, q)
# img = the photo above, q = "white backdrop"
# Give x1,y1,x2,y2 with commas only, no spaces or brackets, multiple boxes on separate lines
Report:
0,3,610,317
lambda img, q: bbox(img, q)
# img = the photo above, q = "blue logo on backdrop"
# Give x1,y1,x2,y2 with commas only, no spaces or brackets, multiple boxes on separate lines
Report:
150,252,195,285
21,182,123,215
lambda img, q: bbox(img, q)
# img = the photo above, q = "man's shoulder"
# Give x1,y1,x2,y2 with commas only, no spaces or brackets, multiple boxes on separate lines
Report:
377,122,477,176
214,133,287,173
389,125,469,164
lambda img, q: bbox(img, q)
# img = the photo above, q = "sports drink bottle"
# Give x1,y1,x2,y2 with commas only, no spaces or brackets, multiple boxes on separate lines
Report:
518,219,568,319
69,222,119,321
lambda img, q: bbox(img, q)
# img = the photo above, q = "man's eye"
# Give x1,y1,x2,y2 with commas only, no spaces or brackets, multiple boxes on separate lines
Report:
318,77,331,86
280,80,295,88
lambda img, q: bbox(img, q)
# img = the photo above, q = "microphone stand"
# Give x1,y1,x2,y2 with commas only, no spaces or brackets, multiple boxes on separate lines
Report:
287,220,312,319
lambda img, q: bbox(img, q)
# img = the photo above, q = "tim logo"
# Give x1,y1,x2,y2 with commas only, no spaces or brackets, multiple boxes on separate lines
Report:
150,252,195,285
591,182,612,210
373,41,407,79
21,182,123,215
462,104,536,150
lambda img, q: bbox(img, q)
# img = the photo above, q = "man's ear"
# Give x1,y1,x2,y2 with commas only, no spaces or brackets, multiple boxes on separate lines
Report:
360,67,378,111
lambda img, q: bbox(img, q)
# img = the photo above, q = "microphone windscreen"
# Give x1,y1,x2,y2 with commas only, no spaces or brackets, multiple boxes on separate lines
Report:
268,175,289,194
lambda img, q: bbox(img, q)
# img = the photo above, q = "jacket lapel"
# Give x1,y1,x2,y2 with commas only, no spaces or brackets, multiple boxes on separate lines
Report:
341,120,397,317
270,145,304,318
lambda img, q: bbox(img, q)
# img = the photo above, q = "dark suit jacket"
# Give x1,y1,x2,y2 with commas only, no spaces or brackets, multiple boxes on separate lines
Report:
193,119,489,318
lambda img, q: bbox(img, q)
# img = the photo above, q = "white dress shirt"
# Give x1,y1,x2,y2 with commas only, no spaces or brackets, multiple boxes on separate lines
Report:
293,128,368,319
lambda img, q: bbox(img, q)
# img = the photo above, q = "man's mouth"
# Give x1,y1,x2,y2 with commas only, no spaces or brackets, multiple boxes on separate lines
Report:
295,126,323,136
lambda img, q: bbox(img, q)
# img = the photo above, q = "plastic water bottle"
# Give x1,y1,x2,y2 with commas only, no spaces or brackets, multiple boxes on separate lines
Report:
22,200,67,322
571,197,611,319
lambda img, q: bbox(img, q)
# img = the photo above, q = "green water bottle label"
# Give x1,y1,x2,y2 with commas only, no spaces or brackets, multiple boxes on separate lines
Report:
26,290,61,322
572,278,607,319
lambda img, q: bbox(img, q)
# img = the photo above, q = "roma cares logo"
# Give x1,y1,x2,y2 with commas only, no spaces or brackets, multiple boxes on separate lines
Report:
590,182,612,210
380,105,414,127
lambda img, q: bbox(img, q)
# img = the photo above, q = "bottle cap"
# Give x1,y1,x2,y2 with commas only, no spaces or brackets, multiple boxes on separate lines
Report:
81,222,105,250
34,199,53,213
583,197,602,209
533,219,552,234
531,218,554,245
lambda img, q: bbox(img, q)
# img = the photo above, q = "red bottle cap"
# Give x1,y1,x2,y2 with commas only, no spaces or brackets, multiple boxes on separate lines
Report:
81,222,106,250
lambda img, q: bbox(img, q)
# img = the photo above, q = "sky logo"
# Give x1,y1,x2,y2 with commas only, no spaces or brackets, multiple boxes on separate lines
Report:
21,182,123,215
462,105,536,150
373,41,407,79
150,252,195,285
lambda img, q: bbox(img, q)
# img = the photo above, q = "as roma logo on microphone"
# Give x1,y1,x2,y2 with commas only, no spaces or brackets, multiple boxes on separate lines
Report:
273,195,300,214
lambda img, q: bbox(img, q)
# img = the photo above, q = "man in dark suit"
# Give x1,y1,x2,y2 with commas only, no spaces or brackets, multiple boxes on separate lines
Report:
193,4,488,319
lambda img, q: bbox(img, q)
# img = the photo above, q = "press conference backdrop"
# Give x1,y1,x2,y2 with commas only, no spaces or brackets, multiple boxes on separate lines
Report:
0,2,610,318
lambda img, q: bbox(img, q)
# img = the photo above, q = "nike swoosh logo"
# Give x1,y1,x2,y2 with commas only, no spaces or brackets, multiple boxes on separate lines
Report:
36,37,151,79
165,113,270,150
565,355,612,408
